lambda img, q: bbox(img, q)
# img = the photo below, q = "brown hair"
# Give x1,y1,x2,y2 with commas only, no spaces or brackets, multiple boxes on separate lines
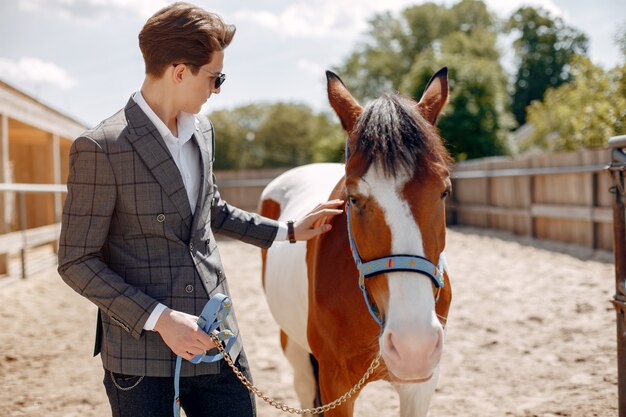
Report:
139,2,235,77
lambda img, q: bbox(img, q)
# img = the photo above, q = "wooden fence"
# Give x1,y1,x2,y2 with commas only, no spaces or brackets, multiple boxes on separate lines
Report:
449,147,614,250
0,183,65,284
214,168,289,212
216,147,617,251
0,147,615,283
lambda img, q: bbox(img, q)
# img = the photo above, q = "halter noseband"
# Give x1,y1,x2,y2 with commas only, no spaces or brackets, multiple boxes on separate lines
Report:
345,140,446,326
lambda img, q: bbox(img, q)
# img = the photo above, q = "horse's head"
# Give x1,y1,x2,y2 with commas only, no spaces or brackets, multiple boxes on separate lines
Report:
327,68,452,382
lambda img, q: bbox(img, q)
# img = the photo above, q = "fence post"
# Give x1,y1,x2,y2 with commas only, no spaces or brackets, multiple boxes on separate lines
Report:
591,171,599,249
0,114,8,276
529,172,536,239
609,135,626,416
19,191,26,279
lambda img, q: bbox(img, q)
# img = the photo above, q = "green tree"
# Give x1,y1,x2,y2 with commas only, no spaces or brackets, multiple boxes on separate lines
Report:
401,49,511,160
207,104,266,169
206,103,344,169
335,0,512,160
507,7,589,126
617,24,626,61
522,56,626,152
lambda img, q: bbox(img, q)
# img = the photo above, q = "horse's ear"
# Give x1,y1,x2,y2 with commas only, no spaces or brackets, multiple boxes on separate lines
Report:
326,71,362,134
417,67,448,125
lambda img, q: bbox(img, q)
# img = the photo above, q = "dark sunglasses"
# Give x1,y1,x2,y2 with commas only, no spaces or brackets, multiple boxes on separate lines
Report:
172,63,226,89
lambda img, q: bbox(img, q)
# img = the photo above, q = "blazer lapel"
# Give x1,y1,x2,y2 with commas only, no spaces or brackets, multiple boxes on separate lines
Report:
190,120,213,237
124,97,193,230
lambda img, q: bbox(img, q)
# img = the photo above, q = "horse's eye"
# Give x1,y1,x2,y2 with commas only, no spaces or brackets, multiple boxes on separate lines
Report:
349,196,359,206
441,189,451,199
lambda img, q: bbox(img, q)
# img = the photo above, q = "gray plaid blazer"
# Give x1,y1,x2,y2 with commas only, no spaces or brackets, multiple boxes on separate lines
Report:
58,97,279,377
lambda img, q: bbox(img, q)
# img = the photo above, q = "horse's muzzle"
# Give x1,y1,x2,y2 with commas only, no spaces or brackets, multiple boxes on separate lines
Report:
381,324,443,380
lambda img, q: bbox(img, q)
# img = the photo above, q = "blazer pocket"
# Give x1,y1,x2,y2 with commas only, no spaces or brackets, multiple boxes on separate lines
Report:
138,283,170,303
124,265,168,288
108,371,144,391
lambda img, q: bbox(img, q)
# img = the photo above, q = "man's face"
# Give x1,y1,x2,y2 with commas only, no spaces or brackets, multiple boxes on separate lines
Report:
179,50,225,114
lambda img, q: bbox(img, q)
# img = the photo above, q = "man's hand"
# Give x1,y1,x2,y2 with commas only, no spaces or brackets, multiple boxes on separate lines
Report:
293,199,344,241
153,308,217,360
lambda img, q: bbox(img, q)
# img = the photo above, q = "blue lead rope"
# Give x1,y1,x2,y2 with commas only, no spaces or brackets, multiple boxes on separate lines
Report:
173,293,237,417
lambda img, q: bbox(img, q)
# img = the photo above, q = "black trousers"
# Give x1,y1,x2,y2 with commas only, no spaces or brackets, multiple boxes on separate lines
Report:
103,358,255,417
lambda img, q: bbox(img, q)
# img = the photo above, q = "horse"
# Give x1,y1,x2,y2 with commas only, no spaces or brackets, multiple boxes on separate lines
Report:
259,67,453,417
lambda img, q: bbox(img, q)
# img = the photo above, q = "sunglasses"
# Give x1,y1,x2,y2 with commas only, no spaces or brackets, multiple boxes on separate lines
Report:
172,63,226,89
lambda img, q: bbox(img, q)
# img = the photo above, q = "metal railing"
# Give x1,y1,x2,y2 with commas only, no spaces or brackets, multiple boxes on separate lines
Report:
609,135,626,416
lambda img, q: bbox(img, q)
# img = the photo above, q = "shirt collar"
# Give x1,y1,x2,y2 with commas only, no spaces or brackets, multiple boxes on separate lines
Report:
132,90,198,143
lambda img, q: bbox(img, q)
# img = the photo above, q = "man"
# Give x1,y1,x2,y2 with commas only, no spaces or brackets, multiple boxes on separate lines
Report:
57,3,343,416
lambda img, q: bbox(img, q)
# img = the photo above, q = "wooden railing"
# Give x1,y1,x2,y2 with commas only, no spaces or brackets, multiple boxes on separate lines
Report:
0,149,615,281
214,168,289,212
0,183,66,281
448,147,614,250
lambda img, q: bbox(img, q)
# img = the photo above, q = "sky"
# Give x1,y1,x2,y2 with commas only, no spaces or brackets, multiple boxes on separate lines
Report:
0,0,624,128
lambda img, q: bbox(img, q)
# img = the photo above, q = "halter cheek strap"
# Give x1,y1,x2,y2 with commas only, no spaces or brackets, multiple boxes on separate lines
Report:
345,200,445,327
344,138,445,326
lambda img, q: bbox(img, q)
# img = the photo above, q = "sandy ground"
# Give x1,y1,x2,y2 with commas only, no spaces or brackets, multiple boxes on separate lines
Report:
0,226,618,417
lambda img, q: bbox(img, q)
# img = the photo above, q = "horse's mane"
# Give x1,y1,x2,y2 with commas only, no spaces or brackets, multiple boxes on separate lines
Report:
352,93,453,177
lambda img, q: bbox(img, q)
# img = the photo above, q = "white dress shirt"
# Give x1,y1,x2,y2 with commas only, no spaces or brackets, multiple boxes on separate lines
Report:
132,91,288,331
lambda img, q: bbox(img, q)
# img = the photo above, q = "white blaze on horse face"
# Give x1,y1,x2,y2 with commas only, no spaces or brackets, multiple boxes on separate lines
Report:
359,163,444,380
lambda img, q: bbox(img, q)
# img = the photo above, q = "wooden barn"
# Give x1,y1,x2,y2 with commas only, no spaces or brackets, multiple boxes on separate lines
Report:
0,80,85,280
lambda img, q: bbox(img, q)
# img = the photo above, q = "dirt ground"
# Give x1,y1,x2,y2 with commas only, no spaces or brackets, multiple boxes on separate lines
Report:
0,226,618,416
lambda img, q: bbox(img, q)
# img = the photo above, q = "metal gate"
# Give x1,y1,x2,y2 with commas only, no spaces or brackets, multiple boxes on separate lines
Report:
609,135,626,416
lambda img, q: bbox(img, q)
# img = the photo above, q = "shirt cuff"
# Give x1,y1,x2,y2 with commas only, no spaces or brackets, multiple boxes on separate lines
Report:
275,222,288,241
143,303,168,331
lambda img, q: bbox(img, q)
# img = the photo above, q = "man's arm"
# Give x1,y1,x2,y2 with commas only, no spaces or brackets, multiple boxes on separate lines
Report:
57,136,158,339
205,118,342,245
210,174,344,245
210,172,280,247
209,174,345,244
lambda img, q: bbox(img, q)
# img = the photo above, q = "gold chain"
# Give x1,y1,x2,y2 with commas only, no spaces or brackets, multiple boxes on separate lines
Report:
209,334,381,415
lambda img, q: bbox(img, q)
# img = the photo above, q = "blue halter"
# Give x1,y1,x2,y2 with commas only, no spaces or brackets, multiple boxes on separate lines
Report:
344,141,445,326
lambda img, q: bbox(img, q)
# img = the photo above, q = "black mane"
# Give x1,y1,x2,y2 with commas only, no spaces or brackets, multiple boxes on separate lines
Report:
351,93,449,177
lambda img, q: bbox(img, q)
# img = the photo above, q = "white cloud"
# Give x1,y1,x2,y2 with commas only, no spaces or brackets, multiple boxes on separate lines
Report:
297,58,325,77
234,0,415,40
484,0,564,19
233,0,566,40
92,0,168,19
19,0,167,21
0,57,77,89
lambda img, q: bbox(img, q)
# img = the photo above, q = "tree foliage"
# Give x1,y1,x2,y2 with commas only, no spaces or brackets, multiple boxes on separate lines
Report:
207,1,614,166
506,7,589,126
617,24,626,61
207,103,344,169
522,56,626,152
335,0,512,161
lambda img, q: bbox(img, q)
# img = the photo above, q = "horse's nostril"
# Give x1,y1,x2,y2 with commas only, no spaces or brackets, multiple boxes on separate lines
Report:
438,327,443,346
384,330,400,359
431,327,444,359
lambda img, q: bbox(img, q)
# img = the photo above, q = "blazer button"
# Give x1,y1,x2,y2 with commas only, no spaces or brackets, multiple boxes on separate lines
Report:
217,269,223,277
189,242,194,252
156,214,165,222
185,284,194,293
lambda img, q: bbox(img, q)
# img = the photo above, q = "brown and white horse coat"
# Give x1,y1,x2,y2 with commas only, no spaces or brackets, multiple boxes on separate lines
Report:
260,68,453,417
